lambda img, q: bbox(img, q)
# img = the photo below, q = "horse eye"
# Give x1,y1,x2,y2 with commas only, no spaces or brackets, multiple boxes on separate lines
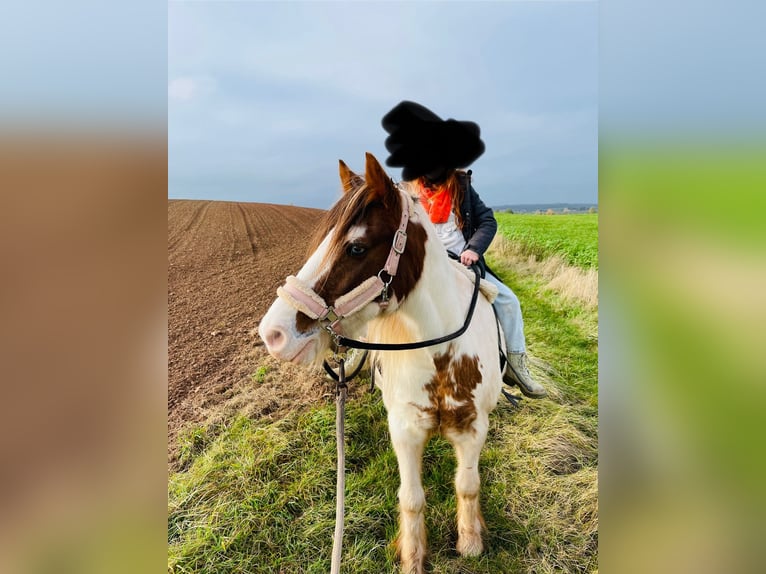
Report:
346,243,367,257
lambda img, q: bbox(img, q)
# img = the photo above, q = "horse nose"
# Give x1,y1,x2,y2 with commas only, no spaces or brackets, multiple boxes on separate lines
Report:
260,324,288,353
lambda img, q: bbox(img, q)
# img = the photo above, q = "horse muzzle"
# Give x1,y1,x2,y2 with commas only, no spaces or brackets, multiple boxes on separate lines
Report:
258,300,322,364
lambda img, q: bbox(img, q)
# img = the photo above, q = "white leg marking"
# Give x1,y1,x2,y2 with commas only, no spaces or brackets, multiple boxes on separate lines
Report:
389,413,429,574
447,416,489,557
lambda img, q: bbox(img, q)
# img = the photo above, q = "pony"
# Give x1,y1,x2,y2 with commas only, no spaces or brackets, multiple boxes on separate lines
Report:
258,153,503,573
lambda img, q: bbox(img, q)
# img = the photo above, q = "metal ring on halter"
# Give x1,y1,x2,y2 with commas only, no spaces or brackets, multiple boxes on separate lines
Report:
377,269,394,303
377,268,393,286
324,323,343,351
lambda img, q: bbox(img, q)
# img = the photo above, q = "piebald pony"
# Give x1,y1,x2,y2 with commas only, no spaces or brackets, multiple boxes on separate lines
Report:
259,153,503,573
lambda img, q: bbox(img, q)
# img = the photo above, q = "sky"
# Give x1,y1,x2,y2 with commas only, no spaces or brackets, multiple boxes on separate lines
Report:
168,1,598,209
601,0,765,139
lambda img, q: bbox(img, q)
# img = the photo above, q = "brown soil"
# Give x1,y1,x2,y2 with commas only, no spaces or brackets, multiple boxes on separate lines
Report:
168,199,345,469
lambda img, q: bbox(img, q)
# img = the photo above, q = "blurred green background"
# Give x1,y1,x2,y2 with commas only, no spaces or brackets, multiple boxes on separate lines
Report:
600,142,766,573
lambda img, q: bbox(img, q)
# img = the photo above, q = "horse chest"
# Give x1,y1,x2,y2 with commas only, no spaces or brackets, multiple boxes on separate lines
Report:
376,345,484,435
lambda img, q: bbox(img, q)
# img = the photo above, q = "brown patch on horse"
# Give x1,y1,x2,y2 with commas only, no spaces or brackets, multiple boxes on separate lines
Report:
295,310,316,334
390,218,426,303
422,345,481,434
297,154,427,333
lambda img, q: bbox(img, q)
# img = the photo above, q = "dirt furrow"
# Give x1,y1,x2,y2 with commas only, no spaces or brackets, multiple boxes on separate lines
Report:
168,200,211,253
236,203,259,258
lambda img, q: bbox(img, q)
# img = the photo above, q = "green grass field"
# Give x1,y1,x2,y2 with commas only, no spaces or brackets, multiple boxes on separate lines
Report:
495,213,598,269
169,215,599,573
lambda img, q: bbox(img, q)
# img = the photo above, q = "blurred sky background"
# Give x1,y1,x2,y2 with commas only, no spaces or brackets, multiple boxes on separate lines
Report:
168,1,597,208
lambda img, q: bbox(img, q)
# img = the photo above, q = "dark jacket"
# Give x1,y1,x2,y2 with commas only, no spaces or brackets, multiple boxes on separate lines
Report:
457,172,497,276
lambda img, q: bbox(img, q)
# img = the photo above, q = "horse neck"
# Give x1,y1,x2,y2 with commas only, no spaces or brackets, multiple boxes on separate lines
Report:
395,220,467,339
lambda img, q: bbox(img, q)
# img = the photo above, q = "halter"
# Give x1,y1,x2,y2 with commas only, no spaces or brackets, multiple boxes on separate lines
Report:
277,188,411,339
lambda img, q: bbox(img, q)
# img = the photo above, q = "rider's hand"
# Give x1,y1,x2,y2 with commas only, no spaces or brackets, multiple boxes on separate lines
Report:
460,249,480,267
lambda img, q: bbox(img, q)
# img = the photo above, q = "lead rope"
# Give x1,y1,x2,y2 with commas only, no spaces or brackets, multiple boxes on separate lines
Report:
330,358,347,574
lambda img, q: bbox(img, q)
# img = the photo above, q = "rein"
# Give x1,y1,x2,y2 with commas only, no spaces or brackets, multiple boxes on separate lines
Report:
330,260,481,352
321,257,481,382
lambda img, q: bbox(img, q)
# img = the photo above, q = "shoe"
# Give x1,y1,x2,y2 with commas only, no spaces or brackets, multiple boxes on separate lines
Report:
503,353,547,399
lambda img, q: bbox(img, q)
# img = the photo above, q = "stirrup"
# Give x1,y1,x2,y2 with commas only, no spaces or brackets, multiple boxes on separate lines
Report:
501,388,522,407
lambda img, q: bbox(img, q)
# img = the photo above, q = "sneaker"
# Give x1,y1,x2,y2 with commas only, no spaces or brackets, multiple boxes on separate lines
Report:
503,353,547,399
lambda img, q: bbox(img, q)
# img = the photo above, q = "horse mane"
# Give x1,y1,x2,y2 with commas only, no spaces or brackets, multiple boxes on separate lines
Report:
307,183,370,257
306,179,410,269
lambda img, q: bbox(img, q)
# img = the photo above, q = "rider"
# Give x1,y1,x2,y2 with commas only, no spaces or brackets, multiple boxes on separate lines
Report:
381,101,547,399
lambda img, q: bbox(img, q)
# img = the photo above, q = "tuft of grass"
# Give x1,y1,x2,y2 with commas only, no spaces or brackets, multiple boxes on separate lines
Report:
488,234,598,309
177,425,210,470
250,365,270,384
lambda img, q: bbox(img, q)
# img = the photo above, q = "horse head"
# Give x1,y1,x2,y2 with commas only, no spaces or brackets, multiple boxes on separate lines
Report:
258,153,427,365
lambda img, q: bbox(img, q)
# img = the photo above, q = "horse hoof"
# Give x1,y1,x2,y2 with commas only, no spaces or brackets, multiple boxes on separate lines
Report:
456,534,483,557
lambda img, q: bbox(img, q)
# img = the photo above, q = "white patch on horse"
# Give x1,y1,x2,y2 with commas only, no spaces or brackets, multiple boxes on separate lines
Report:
345,224,367,243
296,231,333,283
443,395,467,409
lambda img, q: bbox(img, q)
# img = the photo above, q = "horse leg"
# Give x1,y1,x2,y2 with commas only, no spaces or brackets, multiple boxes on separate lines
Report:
389,416,429,574
448,419,489,557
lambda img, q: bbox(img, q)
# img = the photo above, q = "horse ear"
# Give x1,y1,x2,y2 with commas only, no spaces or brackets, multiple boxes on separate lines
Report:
338,160,363,193
364,152,396,205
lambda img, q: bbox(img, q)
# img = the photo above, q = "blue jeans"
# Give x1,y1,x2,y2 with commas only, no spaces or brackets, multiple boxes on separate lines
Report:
483,273,526,354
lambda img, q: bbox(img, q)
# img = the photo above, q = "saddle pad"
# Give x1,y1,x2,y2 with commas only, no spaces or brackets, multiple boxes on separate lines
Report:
448,259,498,303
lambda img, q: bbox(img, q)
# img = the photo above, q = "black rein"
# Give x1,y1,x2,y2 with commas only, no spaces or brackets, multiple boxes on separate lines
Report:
334,261,481,351
322,261,481,383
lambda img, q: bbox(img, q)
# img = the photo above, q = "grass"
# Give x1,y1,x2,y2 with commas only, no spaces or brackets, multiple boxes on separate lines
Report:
488,234,598,310
494,213,598,269
177,425,210,471
250,365,270,384
169,217,599,573
489,212,599,309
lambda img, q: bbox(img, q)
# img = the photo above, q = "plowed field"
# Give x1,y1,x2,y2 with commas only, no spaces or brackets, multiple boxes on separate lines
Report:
168,200,337,467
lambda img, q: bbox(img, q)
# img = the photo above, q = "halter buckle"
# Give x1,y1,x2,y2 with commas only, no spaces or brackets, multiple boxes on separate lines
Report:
392,229,407,254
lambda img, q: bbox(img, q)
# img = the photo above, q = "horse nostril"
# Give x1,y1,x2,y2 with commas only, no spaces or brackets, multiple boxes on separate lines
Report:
262,327,286,351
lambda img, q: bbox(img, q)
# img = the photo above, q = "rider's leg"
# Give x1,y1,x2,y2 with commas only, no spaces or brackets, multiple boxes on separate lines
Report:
483,273,547,399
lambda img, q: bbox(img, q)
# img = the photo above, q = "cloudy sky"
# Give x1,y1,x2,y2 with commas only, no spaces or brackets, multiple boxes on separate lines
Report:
169,1,597,209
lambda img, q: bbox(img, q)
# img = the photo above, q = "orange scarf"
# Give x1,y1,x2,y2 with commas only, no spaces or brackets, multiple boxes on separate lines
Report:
417,181,453,224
